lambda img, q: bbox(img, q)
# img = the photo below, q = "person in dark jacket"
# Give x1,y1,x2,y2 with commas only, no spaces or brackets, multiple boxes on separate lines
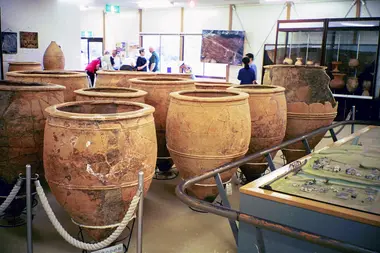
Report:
136,48,148,71
237,57,256,85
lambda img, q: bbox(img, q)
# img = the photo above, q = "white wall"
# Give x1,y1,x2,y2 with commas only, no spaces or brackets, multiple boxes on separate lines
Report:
142,8,181,33
105,8,140,52
1,0,82,71
183,6,229,33
80,8,103,38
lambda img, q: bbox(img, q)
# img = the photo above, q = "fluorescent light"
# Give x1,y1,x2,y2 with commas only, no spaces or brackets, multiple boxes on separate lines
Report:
137,0,174,9
340,22,376,27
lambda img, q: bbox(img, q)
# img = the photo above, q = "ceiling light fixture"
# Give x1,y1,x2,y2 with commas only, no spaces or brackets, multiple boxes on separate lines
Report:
189,0,195,8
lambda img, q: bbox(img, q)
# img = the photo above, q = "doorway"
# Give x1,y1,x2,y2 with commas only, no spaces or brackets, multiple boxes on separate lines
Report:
81,37,103,68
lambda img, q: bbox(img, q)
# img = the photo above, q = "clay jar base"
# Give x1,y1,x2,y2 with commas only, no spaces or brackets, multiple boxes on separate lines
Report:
282,102,337,163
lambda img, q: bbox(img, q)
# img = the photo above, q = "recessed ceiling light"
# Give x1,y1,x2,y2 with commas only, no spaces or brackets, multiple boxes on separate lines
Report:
189,0,195,8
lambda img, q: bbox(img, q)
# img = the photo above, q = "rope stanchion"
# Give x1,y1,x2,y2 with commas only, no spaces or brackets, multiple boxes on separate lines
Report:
0,178,23,215
35,180,141,251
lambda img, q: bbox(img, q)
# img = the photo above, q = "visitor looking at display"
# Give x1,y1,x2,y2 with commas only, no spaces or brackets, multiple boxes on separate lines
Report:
246,53,257,81
85,57,101,87
179,62,195,79
110,50,117,69
136,48,148,71
149,46,159,72
101,50,113,70
237,56,256,85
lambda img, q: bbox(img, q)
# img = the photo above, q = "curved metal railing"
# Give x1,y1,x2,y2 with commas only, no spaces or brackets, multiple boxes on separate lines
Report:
175,120,380,253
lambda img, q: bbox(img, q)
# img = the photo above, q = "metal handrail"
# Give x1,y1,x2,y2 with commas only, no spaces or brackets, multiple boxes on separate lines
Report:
175,120,380,253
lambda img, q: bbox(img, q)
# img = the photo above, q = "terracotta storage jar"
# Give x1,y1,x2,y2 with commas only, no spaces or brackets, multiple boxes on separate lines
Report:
74,87,147,103
195,81,232,90
282,102,337,163
263,66,272,85
43,100,157,240
8,62,42,72
229,85,287,181
0,80,65,183
6,70,88,102
166,90,251,201
270,65,335,105
95,70,155,88
156,72,193,79
129,77,195,171
43,41,65,70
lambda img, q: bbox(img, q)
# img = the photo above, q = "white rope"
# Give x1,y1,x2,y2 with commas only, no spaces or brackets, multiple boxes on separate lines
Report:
0,179,23,215
35,180,141,251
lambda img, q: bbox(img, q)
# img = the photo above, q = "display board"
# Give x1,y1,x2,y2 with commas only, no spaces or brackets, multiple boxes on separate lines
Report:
200,29,245,65
19,31,38,48
1,32,17,54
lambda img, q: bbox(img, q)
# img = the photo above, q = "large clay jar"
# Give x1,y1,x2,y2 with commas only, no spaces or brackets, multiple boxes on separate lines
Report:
228,85,287,182
129,77,195,171
156,73,193,79
346,77,359,93
270,65,335,105
6,70,88,102
330,73,346,89
0,80,65,183
282,102,337,163
43,101,157,240
74,87,147,103
43,41,65,70
195,81,232,90
263,66,272,85
96,70,155,88
8,62,42,72
166,90,251,201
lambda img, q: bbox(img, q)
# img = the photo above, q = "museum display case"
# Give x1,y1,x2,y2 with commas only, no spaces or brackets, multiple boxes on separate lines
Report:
265,18,380,120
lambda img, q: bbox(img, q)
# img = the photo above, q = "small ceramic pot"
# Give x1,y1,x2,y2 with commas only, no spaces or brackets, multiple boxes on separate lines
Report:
330,73,346,89
295,57,303,66
283,58,293,65
331,61,342,72
306,60,314,66
346,77,359,93
348,58,359,68
362,80,371,96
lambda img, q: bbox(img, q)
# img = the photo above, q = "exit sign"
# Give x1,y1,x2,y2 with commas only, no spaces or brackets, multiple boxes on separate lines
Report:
105,4,120,13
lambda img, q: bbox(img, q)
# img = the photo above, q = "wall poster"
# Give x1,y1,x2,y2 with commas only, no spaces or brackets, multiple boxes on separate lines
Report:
20,31,38,48
2,32,17,54
201,30,245,65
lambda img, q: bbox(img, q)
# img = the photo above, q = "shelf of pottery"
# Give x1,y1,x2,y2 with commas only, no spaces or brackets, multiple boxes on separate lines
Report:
327,30,379,99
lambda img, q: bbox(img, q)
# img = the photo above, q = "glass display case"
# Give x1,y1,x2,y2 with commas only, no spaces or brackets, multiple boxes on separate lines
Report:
269,18,380,120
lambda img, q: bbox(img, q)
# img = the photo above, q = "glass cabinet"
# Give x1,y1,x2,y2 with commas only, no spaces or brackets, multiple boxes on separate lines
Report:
269,18,380,120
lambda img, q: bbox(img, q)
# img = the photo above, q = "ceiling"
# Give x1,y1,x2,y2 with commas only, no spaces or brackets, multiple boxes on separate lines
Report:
76,0,352,9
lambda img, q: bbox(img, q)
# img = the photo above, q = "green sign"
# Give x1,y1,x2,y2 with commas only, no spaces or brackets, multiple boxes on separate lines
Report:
105,4,120,13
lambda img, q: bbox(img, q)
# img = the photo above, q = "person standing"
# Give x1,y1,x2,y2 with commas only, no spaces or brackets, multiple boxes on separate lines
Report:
246,53,257,81
136,48,148,71
237,57,256,85
148,46,159,72
85,57,101,87
101,50,113,70
110,50,117,70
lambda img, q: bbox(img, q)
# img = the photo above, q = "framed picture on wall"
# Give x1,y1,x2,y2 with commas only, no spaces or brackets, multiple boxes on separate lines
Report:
201,30,245,65
20,31,38,48
2,32,17,54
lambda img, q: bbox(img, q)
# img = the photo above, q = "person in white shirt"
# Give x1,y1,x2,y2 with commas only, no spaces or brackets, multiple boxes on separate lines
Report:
101,50,113,70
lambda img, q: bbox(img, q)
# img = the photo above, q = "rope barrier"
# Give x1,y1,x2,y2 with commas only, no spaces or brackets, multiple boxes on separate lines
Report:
35,180,141,251
0,178,23,215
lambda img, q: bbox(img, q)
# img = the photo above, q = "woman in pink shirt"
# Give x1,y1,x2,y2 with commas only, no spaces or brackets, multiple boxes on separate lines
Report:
85,58,101,87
